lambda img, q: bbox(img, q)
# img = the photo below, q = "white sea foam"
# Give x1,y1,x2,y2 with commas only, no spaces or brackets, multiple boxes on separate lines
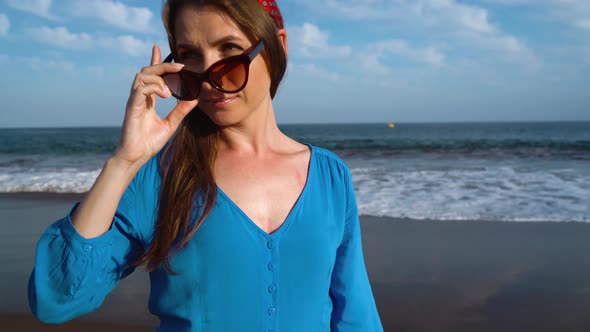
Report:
0,169,100,193
0,154,107,193
351,162,590,222
1,153,588,223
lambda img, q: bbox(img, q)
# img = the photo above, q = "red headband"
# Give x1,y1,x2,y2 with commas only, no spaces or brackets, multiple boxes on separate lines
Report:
257,0,284,29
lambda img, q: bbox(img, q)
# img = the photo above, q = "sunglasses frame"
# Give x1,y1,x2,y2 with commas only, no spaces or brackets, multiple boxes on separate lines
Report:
162,40,265,101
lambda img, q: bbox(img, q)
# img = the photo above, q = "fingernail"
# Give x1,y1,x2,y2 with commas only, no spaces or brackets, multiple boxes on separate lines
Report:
173,63,185,68
163,85,171,97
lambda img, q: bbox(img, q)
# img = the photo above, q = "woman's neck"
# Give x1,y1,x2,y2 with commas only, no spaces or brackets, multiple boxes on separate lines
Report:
217,103,288,157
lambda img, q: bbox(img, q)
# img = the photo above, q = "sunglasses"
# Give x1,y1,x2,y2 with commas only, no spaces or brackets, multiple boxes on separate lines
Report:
162,40,265,101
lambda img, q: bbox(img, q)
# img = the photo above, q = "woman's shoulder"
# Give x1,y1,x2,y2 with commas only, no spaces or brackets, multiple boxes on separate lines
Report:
308,144,352,180
310,144,348,167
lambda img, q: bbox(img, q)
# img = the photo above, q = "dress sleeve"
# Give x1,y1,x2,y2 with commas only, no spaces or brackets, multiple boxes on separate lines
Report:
330,167,384,331
27,163,147,324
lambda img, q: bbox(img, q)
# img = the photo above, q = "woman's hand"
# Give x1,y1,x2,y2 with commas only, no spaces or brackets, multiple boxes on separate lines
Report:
113,44,199,169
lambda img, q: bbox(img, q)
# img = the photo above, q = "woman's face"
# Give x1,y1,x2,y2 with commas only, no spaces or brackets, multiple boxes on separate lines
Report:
173,5,272,127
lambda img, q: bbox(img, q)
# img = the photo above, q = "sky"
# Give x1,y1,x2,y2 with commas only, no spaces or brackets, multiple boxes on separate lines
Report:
0,0,589,128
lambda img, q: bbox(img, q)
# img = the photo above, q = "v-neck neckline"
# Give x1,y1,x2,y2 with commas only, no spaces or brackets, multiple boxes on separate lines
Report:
216,144,315,239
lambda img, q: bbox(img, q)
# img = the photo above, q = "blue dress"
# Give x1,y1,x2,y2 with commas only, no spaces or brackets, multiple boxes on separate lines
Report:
28,144,384,331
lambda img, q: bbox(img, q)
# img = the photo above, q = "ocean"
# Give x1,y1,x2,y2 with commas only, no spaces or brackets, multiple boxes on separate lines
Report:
1,122,588,222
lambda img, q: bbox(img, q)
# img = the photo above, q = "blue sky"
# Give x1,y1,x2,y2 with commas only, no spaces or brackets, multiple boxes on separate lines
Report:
0,0,588,127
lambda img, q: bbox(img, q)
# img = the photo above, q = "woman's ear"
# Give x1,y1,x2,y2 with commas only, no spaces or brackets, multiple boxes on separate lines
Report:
277,29,288,57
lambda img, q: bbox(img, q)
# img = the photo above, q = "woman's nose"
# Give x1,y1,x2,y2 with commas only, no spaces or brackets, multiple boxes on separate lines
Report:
197,55,223,93
200,79,215,92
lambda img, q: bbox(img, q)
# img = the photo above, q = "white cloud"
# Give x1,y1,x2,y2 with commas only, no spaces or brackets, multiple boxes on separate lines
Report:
289,62,341,81
357,53,392,77
346,40,444,87
86,65,105,77
482,0,590,32
574,18,590,30
0,13,9,36
297,0,496,35
297,0,538,68
547,1,590,32
34,57,76,72
369,39,445,67
2,54,75,72
480,0,538,5
289,23,351,57
541,1,590,34
98,35,153,57
464,33,542,71
26,26,93,49
117,35,153,56
26,25,154,57
6,0,57,20
71,0,154,33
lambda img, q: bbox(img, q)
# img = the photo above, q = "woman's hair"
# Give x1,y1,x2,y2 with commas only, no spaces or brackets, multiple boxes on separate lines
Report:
136,0,287,273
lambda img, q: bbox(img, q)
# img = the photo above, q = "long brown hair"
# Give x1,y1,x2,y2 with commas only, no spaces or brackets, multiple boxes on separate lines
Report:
136,0,287,273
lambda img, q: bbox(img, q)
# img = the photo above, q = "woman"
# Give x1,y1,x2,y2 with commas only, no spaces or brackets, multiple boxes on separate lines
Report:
28,0,383,330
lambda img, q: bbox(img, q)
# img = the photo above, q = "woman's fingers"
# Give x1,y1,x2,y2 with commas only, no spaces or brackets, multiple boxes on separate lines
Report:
129,45,182,101
151,43,161,66
138,62,185,78
116,43,190,166
135,83,172,100
126,83,171,111
133,73,169,92
132,62,183,99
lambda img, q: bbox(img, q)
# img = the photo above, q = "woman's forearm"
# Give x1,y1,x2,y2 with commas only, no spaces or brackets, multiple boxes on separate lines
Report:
70,155,142,239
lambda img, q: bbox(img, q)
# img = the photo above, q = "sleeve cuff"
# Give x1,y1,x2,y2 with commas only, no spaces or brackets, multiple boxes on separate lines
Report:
59,202,115,256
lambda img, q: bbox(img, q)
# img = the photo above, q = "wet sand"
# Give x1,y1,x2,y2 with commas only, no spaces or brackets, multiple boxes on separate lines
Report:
2,193,590,331
0,313,149,331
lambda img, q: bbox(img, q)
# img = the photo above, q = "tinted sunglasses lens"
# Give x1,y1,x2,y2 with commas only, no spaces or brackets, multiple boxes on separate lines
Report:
163,71,200,100
210,59,248,93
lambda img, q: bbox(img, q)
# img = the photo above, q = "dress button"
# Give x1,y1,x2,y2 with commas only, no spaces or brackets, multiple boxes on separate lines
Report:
267,263,274,271
68,285,76,296
268,307,276,315
82,244,92,252
267,241,275,249
268,284,277,293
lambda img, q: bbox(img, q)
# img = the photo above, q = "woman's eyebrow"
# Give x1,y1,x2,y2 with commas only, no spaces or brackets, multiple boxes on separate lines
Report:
176,35,245,51
210,35,245,46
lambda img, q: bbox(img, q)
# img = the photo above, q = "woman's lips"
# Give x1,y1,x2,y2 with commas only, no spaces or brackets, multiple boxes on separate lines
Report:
204,97,236,108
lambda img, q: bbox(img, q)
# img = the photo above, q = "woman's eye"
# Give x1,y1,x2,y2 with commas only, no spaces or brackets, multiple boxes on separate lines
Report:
222,43,242,53
178,52,197,60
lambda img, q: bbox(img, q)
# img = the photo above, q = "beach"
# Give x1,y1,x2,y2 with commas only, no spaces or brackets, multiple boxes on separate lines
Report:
3,193,590,331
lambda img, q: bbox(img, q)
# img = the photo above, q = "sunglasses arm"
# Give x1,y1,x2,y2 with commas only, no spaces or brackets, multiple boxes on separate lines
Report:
163,53,175,63
248,41,265,61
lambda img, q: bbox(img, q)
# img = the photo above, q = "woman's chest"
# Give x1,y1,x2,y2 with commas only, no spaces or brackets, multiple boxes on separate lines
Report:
214,155,310,234
155,189,346,289
148,198,345,325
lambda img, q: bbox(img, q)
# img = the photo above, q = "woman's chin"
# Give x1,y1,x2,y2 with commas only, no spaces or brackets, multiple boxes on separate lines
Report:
201,108,242,128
